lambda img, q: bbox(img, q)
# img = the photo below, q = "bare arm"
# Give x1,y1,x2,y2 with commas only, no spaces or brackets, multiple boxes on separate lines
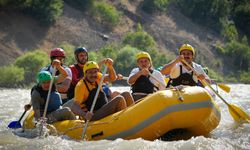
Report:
99,58,117,83
161,55,184,75
55,65,68,84
56,78,71,93
104,65,116,82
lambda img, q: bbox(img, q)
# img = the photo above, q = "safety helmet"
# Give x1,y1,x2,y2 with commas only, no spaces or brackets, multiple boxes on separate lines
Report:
74,47,88,56
136,51,152,62
83,61,99,74
179,44,195,55
50,48,65,58
37,71,52,83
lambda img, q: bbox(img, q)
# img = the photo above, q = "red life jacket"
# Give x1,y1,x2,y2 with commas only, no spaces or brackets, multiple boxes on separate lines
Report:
67,64,84,99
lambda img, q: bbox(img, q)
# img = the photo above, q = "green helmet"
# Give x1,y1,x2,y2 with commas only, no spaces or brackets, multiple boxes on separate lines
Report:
37,71,52,83
156,66,163,71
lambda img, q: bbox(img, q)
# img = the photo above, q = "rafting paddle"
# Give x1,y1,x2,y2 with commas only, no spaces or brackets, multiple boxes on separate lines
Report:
39,66,57,136
8,103,31,129
217,83,231,93
8,110,27,129
82,65,108,140
181,60,250,123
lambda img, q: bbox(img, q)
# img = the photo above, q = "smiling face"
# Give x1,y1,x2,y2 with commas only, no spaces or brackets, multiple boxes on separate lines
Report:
85,68,99,83
180,50,194,64
77,52,88,65
137,58,151,69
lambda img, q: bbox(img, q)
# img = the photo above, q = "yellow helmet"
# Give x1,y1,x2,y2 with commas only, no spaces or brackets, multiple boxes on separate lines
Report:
83,61,99,74
179,44,195,55
136,51,152,62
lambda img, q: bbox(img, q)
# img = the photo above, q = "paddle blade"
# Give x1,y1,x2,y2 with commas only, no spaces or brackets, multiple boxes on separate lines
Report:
228,104,250,123
218,83,231,93
8,121,22,129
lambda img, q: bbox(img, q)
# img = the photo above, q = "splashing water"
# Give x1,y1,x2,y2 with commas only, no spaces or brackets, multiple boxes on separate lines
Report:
0,85,249,150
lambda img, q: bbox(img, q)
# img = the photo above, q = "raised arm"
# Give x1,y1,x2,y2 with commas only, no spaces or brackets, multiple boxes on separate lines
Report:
161,55,184,75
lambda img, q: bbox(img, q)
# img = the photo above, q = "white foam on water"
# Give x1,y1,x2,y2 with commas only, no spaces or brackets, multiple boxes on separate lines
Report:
0,85,249,150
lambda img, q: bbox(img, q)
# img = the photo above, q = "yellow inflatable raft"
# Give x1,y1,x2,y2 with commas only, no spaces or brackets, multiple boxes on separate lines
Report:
23,86,221,141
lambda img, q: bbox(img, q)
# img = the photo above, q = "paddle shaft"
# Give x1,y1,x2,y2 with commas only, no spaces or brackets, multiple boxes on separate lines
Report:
148,73,166,88
181,60,242,117
42,67,56,118
18,110,27,123
82,65,108,140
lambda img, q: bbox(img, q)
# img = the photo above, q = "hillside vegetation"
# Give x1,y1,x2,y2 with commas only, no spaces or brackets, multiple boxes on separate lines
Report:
0,0,250,87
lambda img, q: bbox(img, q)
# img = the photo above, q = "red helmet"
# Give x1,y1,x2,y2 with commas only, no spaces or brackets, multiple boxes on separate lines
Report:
50,48,65,58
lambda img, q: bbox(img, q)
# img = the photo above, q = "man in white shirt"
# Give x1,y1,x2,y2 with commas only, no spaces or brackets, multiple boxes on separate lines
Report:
128,51,166,101
161,44,210,87
41,48,72,104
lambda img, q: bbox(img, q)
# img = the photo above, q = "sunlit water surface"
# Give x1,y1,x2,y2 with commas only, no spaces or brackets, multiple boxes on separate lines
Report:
0,84,249,150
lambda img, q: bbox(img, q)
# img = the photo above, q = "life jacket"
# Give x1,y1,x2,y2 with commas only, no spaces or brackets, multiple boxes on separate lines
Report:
82,79,108,111
67,64,84,99
131,70,158,94
31,84,60,114
170,65,197,86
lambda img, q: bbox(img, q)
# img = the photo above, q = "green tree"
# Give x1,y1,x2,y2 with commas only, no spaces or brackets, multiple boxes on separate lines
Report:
88,51,104,62
224,40,250,71
175,0,231,30
114,45,139,76
221,22,239,41
92,1,120,29
99,43,120,60
14,50,50,85
59,43,75,66
123,24,156,51
233,3,250,37
0,65,24,88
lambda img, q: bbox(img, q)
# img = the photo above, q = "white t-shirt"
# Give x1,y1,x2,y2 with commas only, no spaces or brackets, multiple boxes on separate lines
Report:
128,68,166,90
170,62,209,83
41,65,72,80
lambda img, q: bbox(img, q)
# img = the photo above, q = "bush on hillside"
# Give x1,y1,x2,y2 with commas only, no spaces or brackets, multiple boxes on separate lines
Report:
221,22,239,42
22,0,63,25
142,0,169,14
174,0,230,30
99,43,120,60
224,40,250,71
148,49,173,68
114,45,139,76
59,43,75,66
123,24,156,51
92,1,120,29
88,51,104,62
0,65,24,88
239,71,250,83
207,68,223,82
2,0,63,25
233,4,250,37
14,50,50,85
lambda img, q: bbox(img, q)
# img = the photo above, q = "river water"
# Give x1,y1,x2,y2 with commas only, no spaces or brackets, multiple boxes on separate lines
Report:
0,84,249,150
